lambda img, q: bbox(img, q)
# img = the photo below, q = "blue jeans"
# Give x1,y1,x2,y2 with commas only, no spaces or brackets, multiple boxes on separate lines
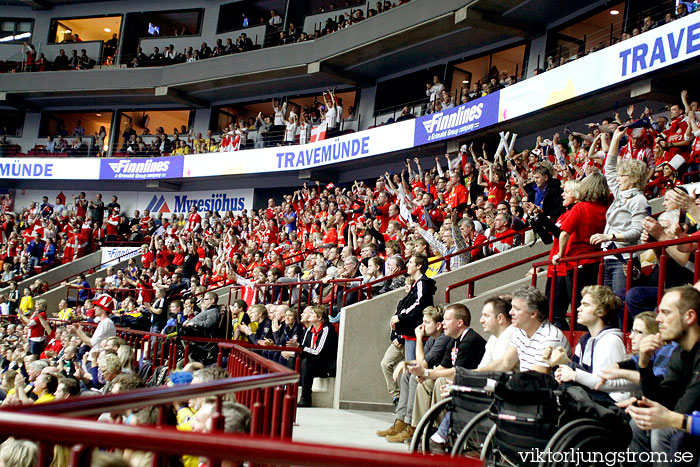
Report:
623,287,658,329
604,259,627,295
404,339,417,362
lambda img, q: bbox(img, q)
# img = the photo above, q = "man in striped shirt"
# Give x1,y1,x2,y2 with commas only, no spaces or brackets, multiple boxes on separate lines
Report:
479,286,570,373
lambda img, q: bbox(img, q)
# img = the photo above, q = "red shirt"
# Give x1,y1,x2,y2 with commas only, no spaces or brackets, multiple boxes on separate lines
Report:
487,181,507,204
557,202,607,266
447,184,468,209
28,312,48,339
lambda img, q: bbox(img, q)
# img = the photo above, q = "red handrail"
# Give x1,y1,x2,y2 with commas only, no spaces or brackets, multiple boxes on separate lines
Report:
342,227,530,307
445,250,549,303
0,411,479,467
531,233,700,340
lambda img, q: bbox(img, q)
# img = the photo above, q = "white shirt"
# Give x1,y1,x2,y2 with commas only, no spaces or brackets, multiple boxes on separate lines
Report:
284,121,298,143
510,321,570,372
274,102,287,126
325,106,337,128
478,325,514,369
90,317,116,348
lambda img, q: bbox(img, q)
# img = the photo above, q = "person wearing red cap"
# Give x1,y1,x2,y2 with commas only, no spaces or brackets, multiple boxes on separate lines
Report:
70,294,116,349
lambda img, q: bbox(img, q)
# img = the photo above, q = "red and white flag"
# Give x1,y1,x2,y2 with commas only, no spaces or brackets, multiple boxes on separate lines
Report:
310,123,327,143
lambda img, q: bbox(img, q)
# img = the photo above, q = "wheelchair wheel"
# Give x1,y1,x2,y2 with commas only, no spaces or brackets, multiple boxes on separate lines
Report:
480,423,497,464
540,419,617,467
409,397,451,453
540,418,599,462
450,409,493,458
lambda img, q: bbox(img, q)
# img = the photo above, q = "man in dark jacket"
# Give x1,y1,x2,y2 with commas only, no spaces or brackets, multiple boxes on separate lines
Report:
295,305,338,407
523,164,565,222
626,285,700,464
390,255,436,362
523,164,564,242
409,303,486,433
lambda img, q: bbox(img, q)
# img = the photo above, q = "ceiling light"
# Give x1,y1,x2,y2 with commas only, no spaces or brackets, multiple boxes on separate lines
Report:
610,9,620,15
462,80,469,84
96,113,102,116
104,28,111,32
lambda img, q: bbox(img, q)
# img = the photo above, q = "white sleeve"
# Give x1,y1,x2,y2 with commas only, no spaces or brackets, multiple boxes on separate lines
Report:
574,334,628,391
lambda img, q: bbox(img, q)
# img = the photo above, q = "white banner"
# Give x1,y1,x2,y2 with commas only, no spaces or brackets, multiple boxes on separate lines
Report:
499,13,700,122
100,247,140,268
15,188,254,217
0,158,100,180
182,120,414,178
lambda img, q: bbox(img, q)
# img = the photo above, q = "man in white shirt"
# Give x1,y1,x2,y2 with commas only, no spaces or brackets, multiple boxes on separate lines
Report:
478,296,516,369
268,10,283,28
70,295,116,350
479,286,570,374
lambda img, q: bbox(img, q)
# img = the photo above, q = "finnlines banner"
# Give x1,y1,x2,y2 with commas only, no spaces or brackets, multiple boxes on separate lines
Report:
99,157,184,180
413,92,500,146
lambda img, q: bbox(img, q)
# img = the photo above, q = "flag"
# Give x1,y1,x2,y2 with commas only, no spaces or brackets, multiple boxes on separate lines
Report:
326,183,335,190
241,285,257,307
310,123,327,143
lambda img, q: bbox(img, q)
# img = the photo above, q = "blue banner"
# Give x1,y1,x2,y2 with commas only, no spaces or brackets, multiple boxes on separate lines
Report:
413,92,500,146
99,156,184,180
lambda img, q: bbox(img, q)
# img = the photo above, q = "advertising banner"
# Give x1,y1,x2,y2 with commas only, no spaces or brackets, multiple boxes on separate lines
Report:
99,157,184,180
413,92,500,146
499,13,700,122
182,121,414,178
0,158,100,180
100,247,141,268
15,188,254,217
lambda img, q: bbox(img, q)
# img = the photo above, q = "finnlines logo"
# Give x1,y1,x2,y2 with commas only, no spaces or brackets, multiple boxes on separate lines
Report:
422,102,485,139
174,193,246,213
108,159,170,175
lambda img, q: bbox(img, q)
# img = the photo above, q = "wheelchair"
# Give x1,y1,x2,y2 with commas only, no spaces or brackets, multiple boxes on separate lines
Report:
410,369,502,455
411,370,630,467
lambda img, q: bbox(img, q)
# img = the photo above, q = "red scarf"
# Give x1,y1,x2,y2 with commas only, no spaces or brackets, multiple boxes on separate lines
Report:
309,325,324,348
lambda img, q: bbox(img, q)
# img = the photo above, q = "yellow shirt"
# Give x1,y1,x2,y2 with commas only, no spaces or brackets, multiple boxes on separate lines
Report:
35,393,55,404
177,407,199,467
232,312,258,342
19,296,34,314
58,308,74,321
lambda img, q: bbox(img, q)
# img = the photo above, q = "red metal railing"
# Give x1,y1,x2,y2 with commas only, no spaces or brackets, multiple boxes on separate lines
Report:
242,277,364,315
445,250,549,303
342,228,530,307
531,234,700,340
0,411,478,467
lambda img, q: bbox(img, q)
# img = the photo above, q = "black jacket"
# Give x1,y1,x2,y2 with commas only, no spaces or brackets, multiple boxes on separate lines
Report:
392,274,437,339
301,322,338,365
440,328,487,370
524,177,565,222
640,339,700,414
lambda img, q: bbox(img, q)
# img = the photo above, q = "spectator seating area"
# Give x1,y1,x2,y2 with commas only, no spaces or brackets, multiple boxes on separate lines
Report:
3,1,700,464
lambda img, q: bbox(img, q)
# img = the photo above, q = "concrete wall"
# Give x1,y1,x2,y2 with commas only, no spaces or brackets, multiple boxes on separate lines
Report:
40,254,139,314
0,250,102,297
334,241,550,411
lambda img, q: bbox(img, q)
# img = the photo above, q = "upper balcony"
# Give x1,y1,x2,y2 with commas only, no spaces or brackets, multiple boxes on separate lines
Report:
0,0,593,111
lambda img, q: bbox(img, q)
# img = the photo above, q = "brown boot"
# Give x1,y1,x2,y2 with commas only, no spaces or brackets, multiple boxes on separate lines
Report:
386,425,415,443
376,419,406,437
